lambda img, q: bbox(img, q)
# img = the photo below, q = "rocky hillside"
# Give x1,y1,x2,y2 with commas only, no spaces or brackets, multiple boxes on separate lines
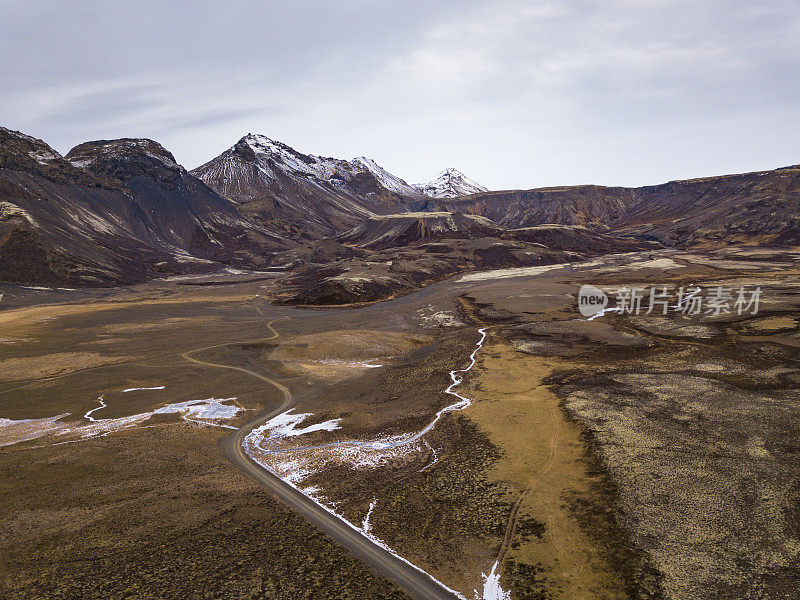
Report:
414,185,636,228
192,134,421,240
504,224,657,254
336,211,654,254
425,166,800,247
614,166,800,246
0,128,286,285
337,211,503,249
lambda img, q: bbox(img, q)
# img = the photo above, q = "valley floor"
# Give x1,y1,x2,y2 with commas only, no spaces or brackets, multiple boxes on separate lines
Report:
1,248,799,599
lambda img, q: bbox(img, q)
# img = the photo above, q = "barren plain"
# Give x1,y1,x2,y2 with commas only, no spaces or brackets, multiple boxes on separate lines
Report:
1,249,799,599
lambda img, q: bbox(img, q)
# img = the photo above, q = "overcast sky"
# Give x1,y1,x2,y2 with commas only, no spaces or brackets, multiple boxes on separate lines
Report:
2,0,798,189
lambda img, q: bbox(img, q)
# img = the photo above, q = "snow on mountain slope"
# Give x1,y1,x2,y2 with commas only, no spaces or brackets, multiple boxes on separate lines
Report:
236,134,357,182
414,168,488,198
351,156,420,197
197,134,418,197
192,134,418,239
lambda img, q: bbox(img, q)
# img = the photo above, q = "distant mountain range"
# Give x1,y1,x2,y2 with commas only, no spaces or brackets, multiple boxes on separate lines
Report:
1,124,798,289
190,134,491,239
424,167,800,247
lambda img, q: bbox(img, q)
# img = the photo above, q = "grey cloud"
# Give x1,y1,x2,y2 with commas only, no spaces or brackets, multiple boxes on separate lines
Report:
1,0,797,188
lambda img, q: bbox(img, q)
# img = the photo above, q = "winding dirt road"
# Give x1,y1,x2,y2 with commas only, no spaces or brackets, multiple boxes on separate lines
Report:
189,315,462,600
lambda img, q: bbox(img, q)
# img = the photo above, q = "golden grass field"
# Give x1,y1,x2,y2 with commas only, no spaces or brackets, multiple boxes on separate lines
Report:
466,340,642,599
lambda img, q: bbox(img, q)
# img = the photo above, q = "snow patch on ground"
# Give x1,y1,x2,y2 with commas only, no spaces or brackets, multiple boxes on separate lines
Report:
476,562,511,600
0,393,242,447
362,498,378,535
0,414,71,447
245,411,423,477
244,328,497,599
79,396,242,438
156,398,241,423
252,409,342,439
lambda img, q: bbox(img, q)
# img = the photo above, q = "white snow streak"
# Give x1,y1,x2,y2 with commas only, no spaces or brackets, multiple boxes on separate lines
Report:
0,414,70,447
83,396,107,422
419,440,440,472
252,409,342,440
584,306,623,321
244,328,507,599
122,386,166,392
362,498,378,535
1,392,242,447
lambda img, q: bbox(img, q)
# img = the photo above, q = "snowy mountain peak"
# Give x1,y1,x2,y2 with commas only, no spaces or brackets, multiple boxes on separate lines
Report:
414,168,488,198
239,133,302,158
227,133,354,182
196,134,422,199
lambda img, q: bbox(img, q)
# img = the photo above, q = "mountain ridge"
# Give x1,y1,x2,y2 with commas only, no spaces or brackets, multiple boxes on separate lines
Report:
191,134,419,240
425,165,800,247
2,123,799,291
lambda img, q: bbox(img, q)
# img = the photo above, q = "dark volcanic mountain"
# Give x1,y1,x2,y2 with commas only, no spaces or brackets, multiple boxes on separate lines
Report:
613,167,800,246
421,166,800,247
0,128,285,285
66,138,285,258
192,134,421,240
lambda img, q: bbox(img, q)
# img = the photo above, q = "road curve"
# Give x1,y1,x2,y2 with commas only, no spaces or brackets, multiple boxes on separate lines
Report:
220,416,463,600
203,317,462,600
